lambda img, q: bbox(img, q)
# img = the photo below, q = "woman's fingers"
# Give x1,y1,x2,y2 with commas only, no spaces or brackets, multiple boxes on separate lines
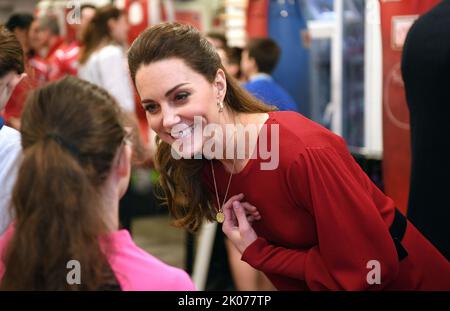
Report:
247,215,254,223
232,201,250,232
220,194,260,222
222,193,244,210
240,202,261,220
241,202,257,213
223,200,259,254
222,201,234,234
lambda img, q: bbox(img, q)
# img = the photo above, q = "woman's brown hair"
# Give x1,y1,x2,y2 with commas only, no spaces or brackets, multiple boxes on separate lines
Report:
128,22,274,232
0,76,125,290
0,25,24,77
78,5,123,64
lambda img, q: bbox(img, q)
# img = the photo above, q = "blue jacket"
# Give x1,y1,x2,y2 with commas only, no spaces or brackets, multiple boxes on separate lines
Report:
243,74,298,111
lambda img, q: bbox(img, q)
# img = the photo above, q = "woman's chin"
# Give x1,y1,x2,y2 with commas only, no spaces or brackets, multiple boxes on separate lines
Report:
170,139,204,160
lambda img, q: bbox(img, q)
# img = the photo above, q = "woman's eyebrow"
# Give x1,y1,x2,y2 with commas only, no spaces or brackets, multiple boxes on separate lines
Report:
141,83,190,104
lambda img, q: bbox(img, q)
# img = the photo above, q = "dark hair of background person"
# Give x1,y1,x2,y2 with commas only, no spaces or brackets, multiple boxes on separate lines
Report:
128,22,274,232
206,31,228,49
5,13,34,32
0,76,125,290
227,46,243,78
227,47,243,66
246,38,281,74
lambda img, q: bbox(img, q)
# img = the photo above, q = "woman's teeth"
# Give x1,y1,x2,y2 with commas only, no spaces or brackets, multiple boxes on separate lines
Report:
173,125,194,139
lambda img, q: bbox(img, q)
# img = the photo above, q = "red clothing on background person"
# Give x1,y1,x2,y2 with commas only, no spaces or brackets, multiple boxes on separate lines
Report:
48,40,79,81
203,111,450,290
46,38,78,81
27,54,48,86
63,41,81,76
27,38,79,84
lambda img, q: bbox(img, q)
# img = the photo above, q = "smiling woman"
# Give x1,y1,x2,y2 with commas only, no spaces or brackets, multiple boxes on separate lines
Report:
128,22,273,231
127,22,450,291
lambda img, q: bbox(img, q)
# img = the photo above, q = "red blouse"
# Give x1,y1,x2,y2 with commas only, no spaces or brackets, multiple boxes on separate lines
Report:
203,111,450,290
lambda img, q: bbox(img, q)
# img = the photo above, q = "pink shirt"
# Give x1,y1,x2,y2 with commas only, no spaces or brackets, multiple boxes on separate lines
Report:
0,226,196,291
104,229,196,291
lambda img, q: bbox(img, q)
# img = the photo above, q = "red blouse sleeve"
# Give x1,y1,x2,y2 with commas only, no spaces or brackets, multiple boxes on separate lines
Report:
242,141,400,290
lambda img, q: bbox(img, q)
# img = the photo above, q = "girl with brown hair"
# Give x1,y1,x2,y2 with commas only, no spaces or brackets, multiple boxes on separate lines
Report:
127,22,449,290
0,76,195,291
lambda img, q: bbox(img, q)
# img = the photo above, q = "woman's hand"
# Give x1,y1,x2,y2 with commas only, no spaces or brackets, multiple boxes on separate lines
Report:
221,193,261,223
222,196,259,254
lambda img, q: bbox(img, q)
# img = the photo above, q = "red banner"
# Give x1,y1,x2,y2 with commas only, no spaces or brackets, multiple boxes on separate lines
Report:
246,0,269,38
379,0,440,213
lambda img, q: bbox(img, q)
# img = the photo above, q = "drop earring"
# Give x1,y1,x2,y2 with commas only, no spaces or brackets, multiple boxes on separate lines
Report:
217,101,224,113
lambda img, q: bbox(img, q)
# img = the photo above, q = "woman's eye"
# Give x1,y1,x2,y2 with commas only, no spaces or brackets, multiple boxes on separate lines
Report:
144,103,159,114
174,92,190,102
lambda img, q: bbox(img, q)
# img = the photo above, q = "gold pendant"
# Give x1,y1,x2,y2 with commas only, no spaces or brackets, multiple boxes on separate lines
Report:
216,212,225,223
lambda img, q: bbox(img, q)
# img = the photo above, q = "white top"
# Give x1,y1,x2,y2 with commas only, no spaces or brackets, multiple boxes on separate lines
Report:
78,45,135,113
0,124,21,235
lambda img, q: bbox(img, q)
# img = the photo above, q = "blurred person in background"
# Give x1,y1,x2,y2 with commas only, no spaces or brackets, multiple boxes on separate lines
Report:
3,14,37,129
0,26,24,235
73,3,97,44
5,13,34,56
78,4,151,215
241,38,298,112
37,15,78,81
402,0,450,260
64,3,97,72
206,31,227,50
217,47,244,83
227,47,244,82
78,5,135,114
27,18,48,85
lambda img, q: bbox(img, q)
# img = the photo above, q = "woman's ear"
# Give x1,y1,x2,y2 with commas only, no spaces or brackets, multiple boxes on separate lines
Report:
215,68,227,102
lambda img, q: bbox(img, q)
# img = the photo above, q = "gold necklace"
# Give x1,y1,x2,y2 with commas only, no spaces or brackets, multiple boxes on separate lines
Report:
210,157,236,223
211,107,238,223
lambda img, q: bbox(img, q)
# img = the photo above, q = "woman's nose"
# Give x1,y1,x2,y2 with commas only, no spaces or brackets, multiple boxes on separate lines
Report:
162,106,181,130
